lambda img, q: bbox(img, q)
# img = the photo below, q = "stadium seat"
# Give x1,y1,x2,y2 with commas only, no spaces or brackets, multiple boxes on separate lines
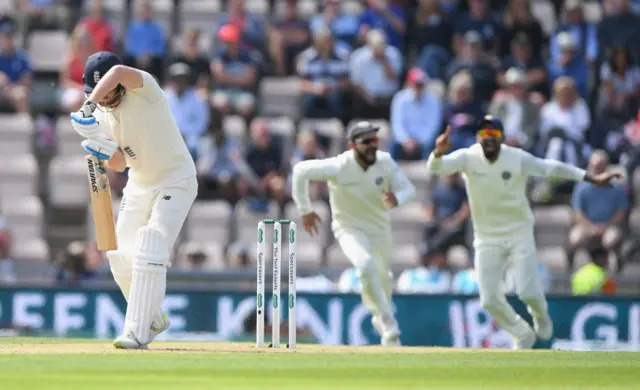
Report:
389,201,425,246
179,0,222,34
326,243,351,268
176,240,225,269
629,208,640,234
186,200,234,248
234,198,280,256
49,156,90,208
28,31,69,72
0,154,38,203
533,205,573,248
283,200,331,248
1,196,44,242
56,116,85,157
11,237,50,263
0,0,13,13
244,0,269,14
298,118,345,157
0,113,33,156
538,246,569,271
262,116,296,169
259,77,301,118
223,115,247,149
398,161,434,202
390,244,421,270
447,245,471,270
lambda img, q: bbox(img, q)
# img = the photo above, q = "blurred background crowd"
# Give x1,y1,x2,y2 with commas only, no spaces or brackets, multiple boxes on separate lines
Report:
0,0,639,297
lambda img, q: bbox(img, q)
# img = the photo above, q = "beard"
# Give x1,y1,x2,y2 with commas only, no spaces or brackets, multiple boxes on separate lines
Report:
356,146,377,166
481,138,500,160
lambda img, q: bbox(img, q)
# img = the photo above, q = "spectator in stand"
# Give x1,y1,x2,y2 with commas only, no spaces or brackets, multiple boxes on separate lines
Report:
0,215,16,285
310,0,359,51
489,68,540,151
170,28,211,93
297,25,350,119
78,0,115,53
196,117,256,202
182,243,209,270
499,34,548,100
447,30,498,103
569,151,628,263
59,25,93,113
350,29,402,119
268,0,310,76
54,241,103,284
16,0,70,39
454,0,503,57
411,0,455,81
597,46,640,123
598,0,640,60
539,76,591,166
227,241,250,268
165,63,210,159
358,0,406,50
549,0,598,67
211,24,259,120
445,71,485,151
421,173,471,270
123,1,166,82
571,246,617,295
396,244,453,294
217,0,266,53
0,23,31,113
501,0,545,57
244,119,286,206
287,130,328,201
547,32,589,100
390,68,444,160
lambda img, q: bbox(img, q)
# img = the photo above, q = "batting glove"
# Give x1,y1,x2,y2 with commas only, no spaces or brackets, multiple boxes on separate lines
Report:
70,100,100,138
82,136,118,160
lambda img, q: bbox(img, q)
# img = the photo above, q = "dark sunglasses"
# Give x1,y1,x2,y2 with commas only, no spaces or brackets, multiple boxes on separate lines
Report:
354,136,379,145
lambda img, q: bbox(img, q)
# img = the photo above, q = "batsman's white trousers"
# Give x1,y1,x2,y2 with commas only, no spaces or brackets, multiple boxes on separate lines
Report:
116,176,198,255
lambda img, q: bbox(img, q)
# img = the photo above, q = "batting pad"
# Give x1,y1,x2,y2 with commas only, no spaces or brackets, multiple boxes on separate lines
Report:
107,250,132,301
124,227,169,345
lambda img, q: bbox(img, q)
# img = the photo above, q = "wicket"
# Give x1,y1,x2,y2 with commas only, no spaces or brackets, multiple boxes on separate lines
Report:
256,219,297,349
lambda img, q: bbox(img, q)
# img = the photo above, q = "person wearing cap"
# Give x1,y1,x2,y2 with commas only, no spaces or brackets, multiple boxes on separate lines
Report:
547,31,589,100
165,62,210,159
426,115,621,349
350,29,403,119
489,67,540,150
549,0,598,66
0,23,31,113
292,120,416,346
210,23,259,120
390,67,443,160
446,30,498,103
297,24,350,119
499,33,548,98
69,51,198,349
123,1,166,83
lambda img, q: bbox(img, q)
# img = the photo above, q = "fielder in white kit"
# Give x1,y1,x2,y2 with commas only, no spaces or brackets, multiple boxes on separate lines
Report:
70,52,198,349
292,121,416,346
426,115,620,349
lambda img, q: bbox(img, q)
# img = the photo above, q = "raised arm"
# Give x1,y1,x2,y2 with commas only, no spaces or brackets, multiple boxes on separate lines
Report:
521,151,622,186
425,125,467,175
292,157,341,215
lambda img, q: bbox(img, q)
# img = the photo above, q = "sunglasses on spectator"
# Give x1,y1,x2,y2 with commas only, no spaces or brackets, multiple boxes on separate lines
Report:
354,136,379,145
477,129,502,138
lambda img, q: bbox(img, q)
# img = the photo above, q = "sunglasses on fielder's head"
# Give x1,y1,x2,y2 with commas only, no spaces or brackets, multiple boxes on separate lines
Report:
477,129,502,138
353,136,379,145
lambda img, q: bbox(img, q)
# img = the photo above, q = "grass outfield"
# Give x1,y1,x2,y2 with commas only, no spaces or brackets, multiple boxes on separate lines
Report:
0,338,638,390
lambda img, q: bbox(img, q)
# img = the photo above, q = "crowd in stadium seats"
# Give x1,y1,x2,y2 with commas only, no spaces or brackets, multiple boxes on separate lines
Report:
0,0,639,292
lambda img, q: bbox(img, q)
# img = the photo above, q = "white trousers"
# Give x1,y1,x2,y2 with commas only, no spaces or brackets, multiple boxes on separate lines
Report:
334,226,395,325
475,234,548,338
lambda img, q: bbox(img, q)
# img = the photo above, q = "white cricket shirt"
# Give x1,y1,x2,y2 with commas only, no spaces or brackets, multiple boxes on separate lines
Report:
95,71,196,191
292,150,416,234
426,143,586,243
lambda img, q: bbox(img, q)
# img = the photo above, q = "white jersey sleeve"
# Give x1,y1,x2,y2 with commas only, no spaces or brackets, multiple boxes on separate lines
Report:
520,151,586,181
426,149,468,175
127,71,164,104
390,160,416,206
292,157,341,215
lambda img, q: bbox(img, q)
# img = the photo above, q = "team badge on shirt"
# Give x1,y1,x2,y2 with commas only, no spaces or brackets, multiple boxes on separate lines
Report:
375,177,384,186
501,171,511,181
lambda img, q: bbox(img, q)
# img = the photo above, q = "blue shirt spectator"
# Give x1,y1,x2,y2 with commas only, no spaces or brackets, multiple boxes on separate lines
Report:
431,179,467,220
598,0,640,58
298,40,350,89
454,0,503,53
0,46,31,83
350,36,403,98
196,132,246,182
310,0,359,50
124,5,166,58
165,85,210,158
390,68,443,159
550,25,598,65
547,32,589,100
572,182,629,224
359,1,406,49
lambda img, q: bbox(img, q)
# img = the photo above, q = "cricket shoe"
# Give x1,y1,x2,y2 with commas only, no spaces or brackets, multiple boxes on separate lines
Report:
149,312,170,343
513,328,536,350
372,316,402,347
113,331,147,350
532,314,553,341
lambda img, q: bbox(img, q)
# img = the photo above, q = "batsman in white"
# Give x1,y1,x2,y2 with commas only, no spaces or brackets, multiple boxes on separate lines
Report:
426,115,621,349
292,121,416,346
70,52,198,349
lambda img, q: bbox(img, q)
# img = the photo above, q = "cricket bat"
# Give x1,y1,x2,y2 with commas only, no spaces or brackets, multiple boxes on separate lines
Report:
86,154,117,251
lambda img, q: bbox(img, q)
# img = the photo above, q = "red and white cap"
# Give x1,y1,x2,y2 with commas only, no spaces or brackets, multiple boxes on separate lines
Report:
406,68,428,85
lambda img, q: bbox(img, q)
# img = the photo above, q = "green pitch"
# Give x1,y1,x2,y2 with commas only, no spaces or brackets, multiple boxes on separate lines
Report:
0,338,638,390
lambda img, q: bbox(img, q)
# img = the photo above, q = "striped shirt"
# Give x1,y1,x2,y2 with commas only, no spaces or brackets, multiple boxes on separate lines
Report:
297,46,350,89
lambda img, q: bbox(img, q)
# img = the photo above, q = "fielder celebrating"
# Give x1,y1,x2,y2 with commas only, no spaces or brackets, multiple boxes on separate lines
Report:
292,121,416,346
70,52,197,349
426,116,621,349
